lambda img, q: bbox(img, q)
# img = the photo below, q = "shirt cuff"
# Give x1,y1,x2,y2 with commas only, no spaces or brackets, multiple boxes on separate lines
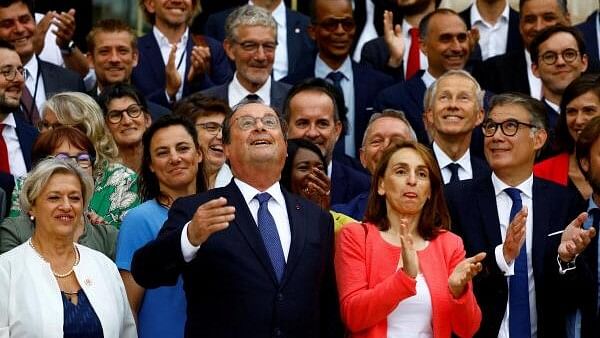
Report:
495,244,515,276
557,254,577,274
181,221,201,262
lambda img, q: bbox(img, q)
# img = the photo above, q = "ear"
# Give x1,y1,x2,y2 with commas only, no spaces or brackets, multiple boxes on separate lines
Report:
531,62,540,79
580,157,590,174
532,128,548,151
475,108,484,125
223,39,235,61
144,114,152,128
377,177,386,196
307,24,316,41
425,108,434,125
581,54,589,73
132,49,139,68
419,37,427,56
359,147,368,169
333,120,342,142
143,0,155,14
196,147,203,162
86,52,94,69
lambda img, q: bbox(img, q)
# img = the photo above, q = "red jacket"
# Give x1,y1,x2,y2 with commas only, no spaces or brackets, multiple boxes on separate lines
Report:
533,152,570,186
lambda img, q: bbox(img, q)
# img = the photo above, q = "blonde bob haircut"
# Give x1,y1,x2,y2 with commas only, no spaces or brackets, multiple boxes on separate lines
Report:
19,158,94,215
43,92,119,171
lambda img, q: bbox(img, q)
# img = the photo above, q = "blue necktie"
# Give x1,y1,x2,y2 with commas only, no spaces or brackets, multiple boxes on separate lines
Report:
505,187,531,338
446,163,461,184
326,71,345,99
255,193,286,282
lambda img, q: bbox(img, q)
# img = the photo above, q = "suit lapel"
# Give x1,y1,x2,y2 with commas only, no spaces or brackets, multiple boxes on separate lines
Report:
531,179,551,280
280,190,306,286
477,177,503,247
182,37,195,95
286,9,300,76
142,35,167,88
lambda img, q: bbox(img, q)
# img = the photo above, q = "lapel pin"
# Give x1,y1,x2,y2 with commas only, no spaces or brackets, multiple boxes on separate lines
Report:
295,28,300,34
295,204,301,210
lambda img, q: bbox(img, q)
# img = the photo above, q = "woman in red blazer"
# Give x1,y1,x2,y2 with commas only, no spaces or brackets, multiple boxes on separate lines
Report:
335,142,484,338
534,74,600,199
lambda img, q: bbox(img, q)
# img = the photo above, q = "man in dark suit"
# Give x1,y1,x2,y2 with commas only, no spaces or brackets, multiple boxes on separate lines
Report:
200,5,291,113
85,19,168,121
445,92,590,337
576,10,599,64
282,0,394,158
473,0,570,97
131,100,342,338
373,8,473,144
0,0,84,126
203,0,315,82
425,70,489,182
132,0,232,109
284,78,370,205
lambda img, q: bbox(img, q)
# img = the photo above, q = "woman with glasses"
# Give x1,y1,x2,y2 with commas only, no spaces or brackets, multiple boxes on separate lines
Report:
0,127,117,258
98,84,152,173
534,74,600,199
39,92,140,228
173,93,233,189
116,115,205,338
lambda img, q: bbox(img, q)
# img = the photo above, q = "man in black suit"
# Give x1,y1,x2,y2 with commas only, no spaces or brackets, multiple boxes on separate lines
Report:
200,5,291,113
203,0,315,82
131,100,342,338
445,92,591,337
0,0,84,126
576,10,599,63
425,70,489,183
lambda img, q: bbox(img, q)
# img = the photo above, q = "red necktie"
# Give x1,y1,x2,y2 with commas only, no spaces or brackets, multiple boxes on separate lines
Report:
0,124,10,173
406,28,421,80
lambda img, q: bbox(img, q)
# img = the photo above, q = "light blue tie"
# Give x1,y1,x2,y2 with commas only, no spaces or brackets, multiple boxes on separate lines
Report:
255,192,286,282
505,187,531,338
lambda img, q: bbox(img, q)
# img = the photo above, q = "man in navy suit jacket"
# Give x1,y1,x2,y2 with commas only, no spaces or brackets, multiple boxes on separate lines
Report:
132,0,232,109
199,5,291,113
445,92,592,337
131,100,342,338
576,11,599,64
203,0,315,82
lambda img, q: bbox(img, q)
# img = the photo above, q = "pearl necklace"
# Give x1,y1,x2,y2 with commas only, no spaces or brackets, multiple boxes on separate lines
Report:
28,239,80,278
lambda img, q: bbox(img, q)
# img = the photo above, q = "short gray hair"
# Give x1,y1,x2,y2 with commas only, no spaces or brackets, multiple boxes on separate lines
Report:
225,5,277,42
20,158,94,215
424,69,484,111
488,92,547,130
362,109,418,146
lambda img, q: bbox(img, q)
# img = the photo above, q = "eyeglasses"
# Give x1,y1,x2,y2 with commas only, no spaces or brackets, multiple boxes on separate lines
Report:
539,48,579,65
106,104,145,124
233,40,277,54
52,152,95,169
196,122,223,135
235,115,280,130
0,66,24,81
481,118,538,137
313,18,356,32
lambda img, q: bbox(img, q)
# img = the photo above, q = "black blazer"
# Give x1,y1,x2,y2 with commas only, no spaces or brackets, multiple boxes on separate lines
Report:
131,181,342,338
198,79,291,113
445,176,582,337
39,58,85,97
330,159,371,205
576,11,600,64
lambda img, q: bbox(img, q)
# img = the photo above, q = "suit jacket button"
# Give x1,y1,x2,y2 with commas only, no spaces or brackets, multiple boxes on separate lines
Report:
277,293,284,301
274,328,282,336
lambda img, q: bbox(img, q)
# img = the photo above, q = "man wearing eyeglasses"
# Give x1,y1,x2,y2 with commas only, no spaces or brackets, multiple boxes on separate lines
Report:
530,25,589,134
199,5,292,113
445,92,593,337
132,100,343,338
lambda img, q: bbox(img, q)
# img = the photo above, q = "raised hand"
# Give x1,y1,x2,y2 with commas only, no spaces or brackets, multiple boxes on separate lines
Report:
399,220,418,278
302,167,331,209
166,44,182,99
187,197,236,246
448,252,486,298
382,10,404,68
187,45,211,82
558,212,597,262
33,11,54,55
53,9,77,49
503,206,527,264
468,27,480,54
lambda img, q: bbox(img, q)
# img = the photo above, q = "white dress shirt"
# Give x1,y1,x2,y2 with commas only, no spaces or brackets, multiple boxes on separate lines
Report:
525,50,543,100
23,56,47,115
152,26,189,101
227,73,273,107
387,273,434,337
471,2,510,60
1,113,27,178
544,99,559,114
181,179,291,262
254,0,289,81
401,19,428,76
421,69,437,88
491,173,538,338
432,142,473,184
352,0,377,62
315,55,356,157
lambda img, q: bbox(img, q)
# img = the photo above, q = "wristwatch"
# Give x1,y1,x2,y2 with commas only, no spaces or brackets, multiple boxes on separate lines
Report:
60,40,76,55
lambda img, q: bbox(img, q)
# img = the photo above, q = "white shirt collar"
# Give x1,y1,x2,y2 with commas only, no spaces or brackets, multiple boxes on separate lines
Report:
422,69,436,88
470,1,509,27
152,26,189,48
315,54,353,77
432,142,471,170
401,19,416,40
544,99,559,114
234,177,286,208
229,73,272,106
270,1,286,28
23,55,39,81
491,172,534,199
0,112,16,128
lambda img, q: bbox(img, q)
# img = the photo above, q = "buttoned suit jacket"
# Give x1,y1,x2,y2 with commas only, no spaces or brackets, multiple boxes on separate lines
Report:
198,79,291,113
131,181,342,338
131,32,232,108
445,176,580,337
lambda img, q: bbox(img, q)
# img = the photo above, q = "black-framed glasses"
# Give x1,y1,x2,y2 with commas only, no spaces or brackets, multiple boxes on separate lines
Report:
0,66,24,81
52,152,95,169
196,122,223,135
235,115,280,130
106,104,145,124
539,48,579,65
232,40,277,54
482,118,538,137
313,18,356,32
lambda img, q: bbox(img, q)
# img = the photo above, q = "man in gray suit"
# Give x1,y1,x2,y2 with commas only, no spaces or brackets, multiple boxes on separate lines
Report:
200,5,290,113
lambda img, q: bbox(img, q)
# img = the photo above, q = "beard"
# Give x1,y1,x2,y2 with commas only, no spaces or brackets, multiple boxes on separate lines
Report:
0,91,19,112
394,0,434,16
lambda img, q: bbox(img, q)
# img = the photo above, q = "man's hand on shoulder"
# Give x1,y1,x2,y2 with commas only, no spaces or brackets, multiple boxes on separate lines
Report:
187,197,236,246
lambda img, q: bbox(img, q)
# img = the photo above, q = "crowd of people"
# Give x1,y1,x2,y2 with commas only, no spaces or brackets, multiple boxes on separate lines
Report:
0,0,599,337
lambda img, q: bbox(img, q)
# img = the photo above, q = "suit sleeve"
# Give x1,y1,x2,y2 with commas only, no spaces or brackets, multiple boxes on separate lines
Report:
334,223,417,332
319,211,344,338
130,198,192,289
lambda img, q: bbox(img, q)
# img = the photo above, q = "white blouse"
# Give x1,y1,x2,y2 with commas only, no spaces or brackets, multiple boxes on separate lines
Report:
387,274,434,338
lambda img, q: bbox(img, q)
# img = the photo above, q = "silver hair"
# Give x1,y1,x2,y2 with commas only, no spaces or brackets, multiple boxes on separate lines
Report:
225,5,277,42
424,69,484,111
488,92,547,130
19,158,94,215
361,109,418,146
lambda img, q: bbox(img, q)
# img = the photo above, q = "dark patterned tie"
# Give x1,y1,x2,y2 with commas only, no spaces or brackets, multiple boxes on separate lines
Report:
255,192,286,282
505,187,531,338
20,74,39,125
446,163,461,184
